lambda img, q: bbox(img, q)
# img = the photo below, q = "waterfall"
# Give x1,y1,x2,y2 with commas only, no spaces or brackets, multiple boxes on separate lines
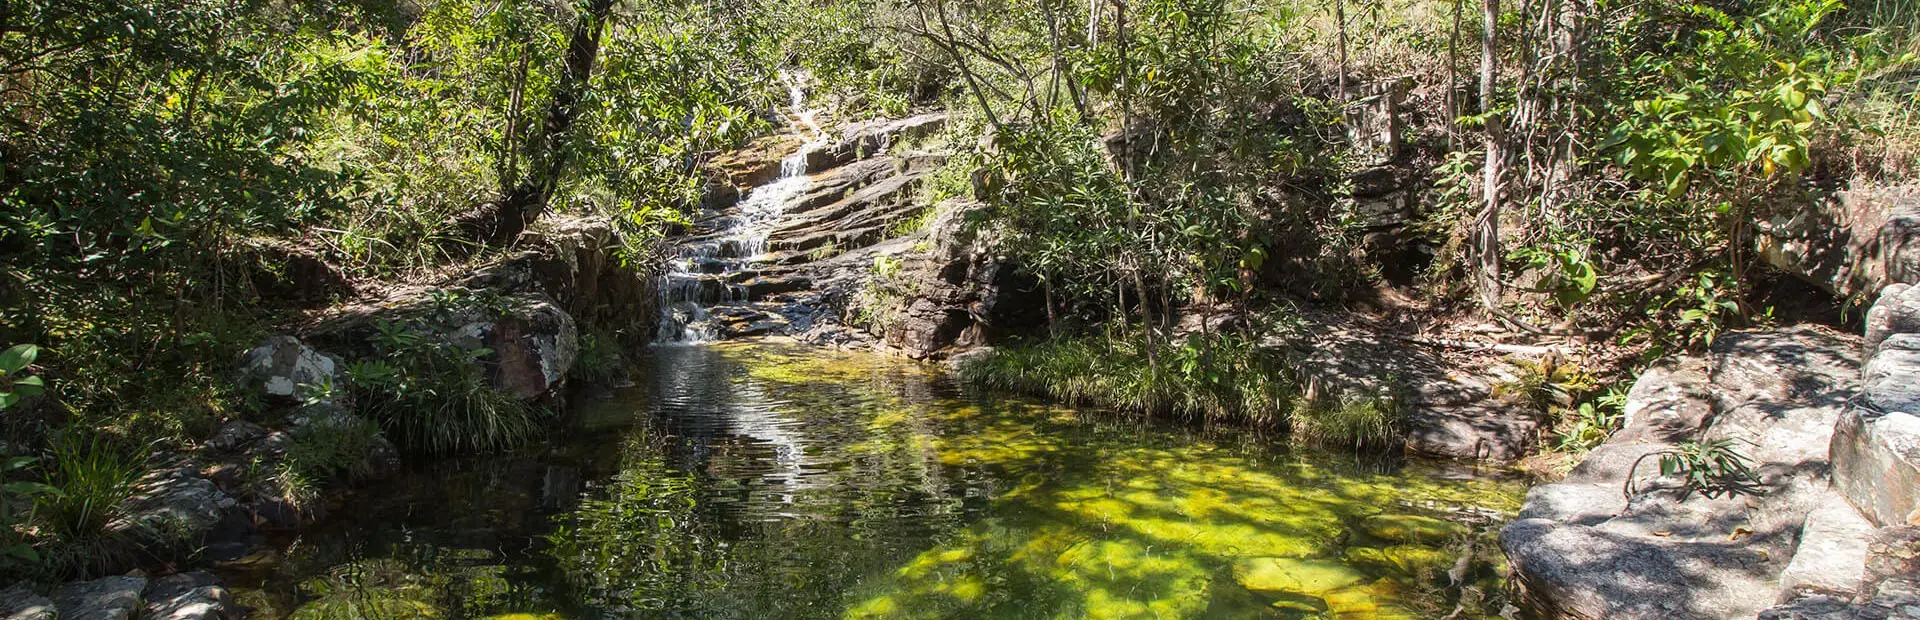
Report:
655,71,828,343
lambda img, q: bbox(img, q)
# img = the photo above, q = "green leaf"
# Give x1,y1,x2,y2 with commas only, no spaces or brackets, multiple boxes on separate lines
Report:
0,345,37,375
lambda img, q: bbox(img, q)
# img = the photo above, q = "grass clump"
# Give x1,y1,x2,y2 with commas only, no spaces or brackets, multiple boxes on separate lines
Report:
345,321,543,456
960,332,1405,451
959,332,1294,426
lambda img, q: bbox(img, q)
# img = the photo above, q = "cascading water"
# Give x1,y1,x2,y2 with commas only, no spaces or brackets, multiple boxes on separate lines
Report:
655,71,828,343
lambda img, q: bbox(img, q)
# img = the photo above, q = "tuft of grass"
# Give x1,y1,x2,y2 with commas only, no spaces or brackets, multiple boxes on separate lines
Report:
961,332,1405,451
345,321,545,455
36,435,144,540
1291,397,1403,452
959,333,1295,427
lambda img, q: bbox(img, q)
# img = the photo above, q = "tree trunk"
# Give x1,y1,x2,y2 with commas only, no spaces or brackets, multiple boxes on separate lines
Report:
479,0,616,247
1473,0,1503,311
1336,0,1349,104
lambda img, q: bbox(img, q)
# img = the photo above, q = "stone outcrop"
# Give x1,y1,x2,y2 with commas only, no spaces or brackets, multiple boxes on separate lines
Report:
306,289,579,401
860,199,1042,359
1278,323,1546,462
660,110,1034,358
1501,326,1865,619
1836,283,1920,528
49,575,146,620
1757,183,1920,299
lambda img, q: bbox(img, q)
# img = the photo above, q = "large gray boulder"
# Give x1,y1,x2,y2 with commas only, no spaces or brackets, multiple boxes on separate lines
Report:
1502,326,1863,619
1756,183,1920,299
1835,284,1920,527
107,466,238,555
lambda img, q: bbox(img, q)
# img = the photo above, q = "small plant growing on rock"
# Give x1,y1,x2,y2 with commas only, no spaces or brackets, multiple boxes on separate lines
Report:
1624,438,1761,499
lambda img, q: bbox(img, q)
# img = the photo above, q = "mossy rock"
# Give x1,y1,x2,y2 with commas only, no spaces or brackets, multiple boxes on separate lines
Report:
1342,544,1453,577
1356,514,1469,544
1232,558,1368,596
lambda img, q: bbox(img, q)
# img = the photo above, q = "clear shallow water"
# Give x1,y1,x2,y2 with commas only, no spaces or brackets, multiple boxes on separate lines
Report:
227,342,1526,619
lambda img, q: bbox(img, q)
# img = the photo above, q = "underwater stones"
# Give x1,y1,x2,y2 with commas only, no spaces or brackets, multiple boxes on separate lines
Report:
1343,544,1452,577
239,335,342,400
49,575,147,620
1232,558,1368,597
1357,514,1469,544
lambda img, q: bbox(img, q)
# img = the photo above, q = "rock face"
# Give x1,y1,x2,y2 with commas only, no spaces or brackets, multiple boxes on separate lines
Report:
1502,326,1866,619
462,214,658,346
1757,183,1920,299
658,111,1036,358
862,199,1042,359
143,571,237,620
1836,284,1920,527
1278,322,1545,461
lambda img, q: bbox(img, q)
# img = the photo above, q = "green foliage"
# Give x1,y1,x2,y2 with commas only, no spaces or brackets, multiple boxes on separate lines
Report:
1291,397,1404,453
0,345,44,412
572,330,632,386
1555,389,1627,453
345,321,542,455
1625,438,1761,499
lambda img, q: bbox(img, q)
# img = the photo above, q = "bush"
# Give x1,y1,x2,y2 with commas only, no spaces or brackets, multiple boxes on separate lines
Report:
35,435,143,540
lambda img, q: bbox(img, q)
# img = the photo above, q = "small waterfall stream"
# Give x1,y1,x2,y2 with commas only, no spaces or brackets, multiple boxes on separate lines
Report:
656,71,828,343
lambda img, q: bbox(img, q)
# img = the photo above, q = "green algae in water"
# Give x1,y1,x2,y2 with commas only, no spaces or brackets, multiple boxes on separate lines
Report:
234,342,1526,619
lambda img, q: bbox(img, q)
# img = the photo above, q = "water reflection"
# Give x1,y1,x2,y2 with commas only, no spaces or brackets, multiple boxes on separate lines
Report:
230,342,1525,619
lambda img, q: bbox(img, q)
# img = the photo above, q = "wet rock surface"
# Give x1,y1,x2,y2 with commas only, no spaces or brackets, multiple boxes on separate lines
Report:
1502,326,1864,619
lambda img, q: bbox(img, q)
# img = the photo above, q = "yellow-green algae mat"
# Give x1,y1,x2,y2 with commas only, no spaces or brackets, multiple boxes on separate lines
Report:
255,342,1525,619
720,343,1526,619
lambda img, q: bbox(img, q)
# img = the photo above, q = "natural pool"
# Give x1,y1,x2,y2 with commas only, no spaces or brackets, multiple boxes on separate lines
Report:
224,341,1527,619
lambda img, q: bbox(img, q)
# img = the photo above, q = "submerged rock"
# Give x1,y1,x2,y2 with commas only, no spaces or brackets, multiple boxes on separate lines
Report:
1343,544,1452,577
1232,557,1368,596
1357,514,1469,545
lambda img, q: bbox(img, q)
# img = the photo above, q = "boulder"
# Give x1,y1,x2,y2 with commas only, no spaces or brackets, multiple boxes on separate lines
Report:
108,466,237,555
867,200,1042,359
1866,283,1920,359
238,335,342,400
465,215,658,345
1501,326,1863,619
1831,406,1920,526
1503,518,1771,619
49,575,146,620
0,584,54,620
143,571,237,620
